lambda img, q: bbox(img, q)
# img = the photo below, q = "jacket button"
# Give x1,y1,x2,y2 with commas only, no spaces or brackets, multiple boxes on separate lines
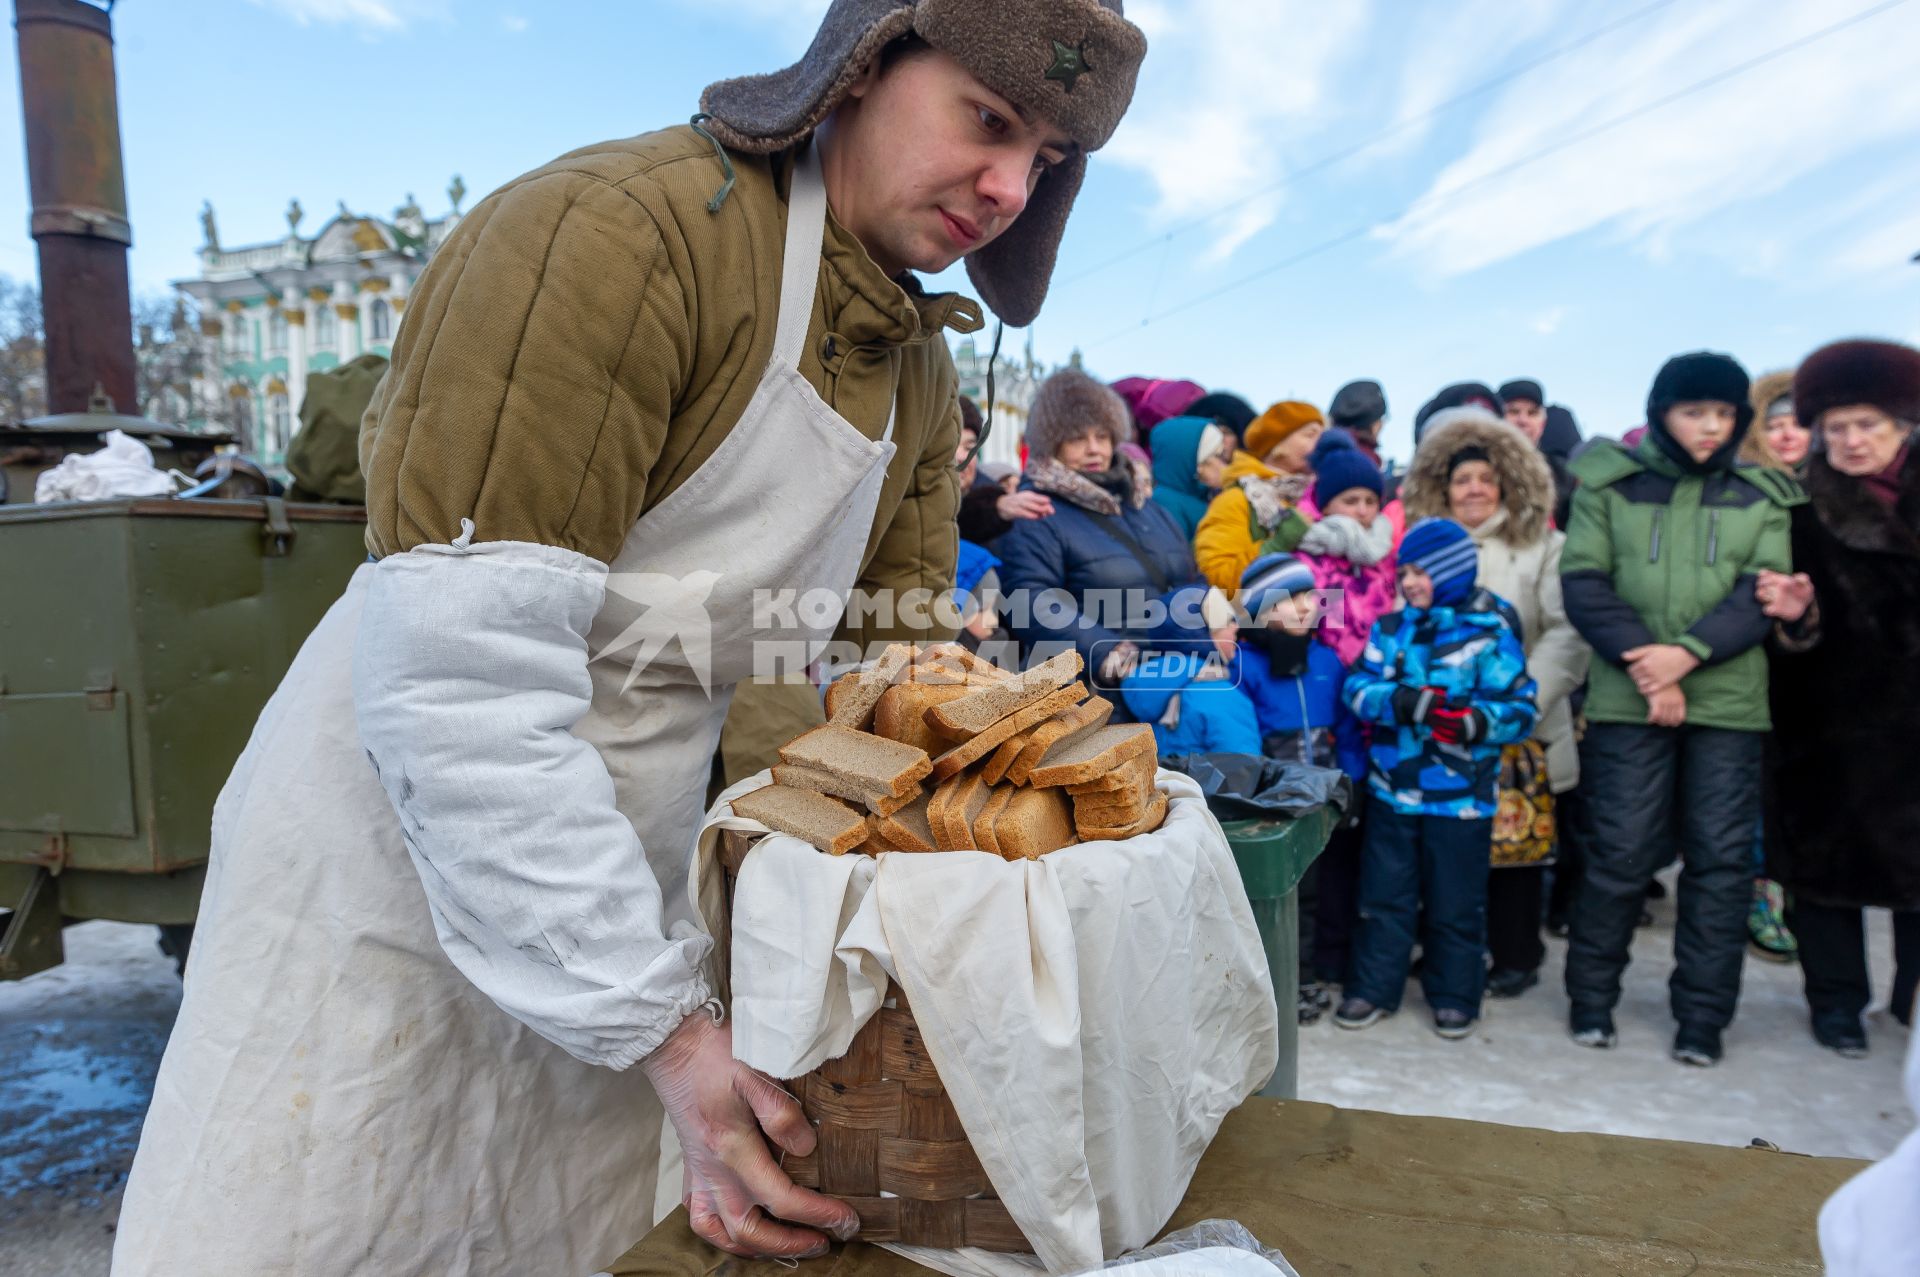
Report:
821,336,838,362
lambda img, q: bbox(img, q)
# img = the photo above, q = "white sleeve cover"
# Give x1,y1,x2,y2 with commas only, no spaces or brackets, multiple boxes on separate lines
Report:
352,532,711,1070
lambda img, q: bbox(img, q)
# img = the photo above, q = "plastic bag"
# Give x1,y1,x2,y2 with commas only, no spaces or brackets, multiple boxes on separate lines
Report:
34,429,180,503
1067,1220,1300,1277
1163,753,1350,821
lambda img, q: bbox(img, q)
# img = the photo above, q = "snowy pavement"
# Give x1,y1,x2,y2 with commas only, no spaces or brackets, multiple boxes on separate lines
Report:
4,899,1910,1275
1298,891,1911,1161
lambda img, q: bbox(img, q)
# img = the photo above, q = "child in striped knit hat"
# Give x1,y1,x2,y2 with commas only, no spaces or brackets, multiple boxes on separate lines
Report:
1336,518,1538,1040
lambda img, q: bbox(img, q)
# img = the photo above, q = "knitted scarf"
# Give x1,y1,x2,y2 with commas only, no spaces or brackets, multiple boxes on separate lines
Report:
1297,513,1396,567
1024,455,1148,515
1239,472,1310,532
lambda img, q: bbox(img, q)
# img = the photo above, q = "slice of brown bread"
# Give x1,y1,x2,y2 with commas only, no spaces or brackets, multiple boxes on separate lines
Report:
939,772,995,851
878,793,937,853
929,683,1087,780
974,784,1015,855
778,725,932,797
1077,790,1170,841
731,785,868,856
912,643,1013,685
827,643,917,731
993,787,1078,860
1073,784,1153,826
981,712,1061,785
925,650,1085,740
772,762,885,807
1026,724,1157,788
872,682,972,755
774,762,920,816
925,772,967,847
824,673,855,722
1007,698,1116,786
1066,751,1158,795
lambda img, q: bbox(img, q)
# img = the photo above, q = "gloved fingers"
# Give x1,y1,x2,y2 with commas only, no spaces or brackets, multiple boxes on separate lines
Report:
723,1203,835,1259
722,1132,862,1242
737,1067,816,1157
691,1182,832,1260
688,1191,746,1256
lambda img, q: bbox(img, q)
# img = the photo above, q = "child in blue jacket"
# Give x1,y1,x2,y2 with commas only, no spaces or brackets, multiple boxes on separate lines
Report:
1234,554,1369,781
1234,553,1372,1022
1337,519,1538,1040
1121,589,1262,757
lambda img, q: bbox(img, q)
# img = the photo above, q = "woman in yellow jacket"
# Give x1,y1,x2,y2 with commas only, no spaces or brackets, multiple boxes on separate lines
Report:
1195,401,1326,591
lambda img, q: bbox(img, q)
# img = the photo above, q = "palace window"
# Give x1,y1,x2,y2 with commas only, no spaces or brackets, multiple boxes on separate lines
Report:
313,304,336,348
368,298,392,342
268,393,292,453
268,310,288,353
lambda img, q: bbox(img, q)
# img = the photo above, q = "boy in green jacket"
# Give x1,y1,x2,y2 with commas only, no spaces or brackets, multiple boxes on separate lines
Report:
1559,351,1804,1067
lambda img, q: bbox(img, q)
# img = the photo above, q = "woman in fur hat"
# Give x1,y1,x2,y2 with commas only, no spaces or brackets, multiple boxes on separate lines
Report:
1403,407,1591,999
997,367,1200,692
1761,338,1920,1059
115,4,1148,1272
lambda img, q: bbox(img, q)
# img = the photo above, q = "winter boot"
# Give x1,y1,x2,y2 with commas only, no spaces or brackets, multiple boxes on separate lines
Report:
1335,997,1389,1030
1672,1022,1723,1068
1569,1006,1617,1049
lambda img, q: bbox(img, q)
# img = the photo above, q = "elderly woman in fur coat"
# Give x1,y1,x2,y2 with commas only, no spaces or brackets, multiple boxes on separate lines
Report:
1761,339,1920,1059
1403,407,1591,999
996,368,1201,698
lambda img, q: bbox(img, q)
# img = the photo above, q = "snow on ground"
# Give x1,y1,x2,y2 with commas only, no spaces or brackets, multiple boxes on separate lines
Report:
1298,887,1912,1161
0,922,181,1277
4,893,1912,1275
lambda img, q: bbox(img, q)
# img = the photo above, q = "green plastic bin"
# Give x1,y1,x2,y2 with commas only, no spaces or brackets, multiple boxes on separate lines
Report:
1221,806,1338,1099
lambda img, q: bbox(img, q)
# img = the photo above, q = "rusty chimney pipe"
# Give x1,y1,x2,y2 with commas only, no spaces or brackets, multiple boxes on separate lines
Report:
13,0,136,416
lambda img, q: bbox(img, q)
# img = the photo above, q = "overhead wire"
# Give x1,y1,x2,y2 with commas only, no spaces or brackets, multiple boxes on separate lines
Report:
1082,0,1913,351
1052,0,1686,290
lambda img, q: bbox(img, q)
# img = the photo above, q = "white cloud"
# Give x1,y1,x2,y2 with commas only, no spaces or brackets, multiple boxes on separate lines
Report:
673,0,832,45
247,0,448,32
1101,0,1375,262
1376,0,1920,278
1530,305,1568,336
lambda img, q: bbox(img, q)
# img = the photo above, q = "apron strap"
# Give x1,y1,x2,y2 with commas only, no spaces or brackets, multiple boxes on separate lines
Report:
775,140,899,447
774,144,829,371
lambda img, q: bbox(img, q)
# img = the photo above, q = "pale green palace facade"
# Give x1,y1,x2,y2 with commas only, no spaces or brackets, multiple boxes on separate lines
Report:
173,185,463,472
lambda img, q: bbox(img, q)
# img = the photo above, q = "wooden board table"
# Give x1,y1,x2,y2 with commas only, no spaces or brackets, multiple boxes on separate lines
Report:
607,1097,1862,1275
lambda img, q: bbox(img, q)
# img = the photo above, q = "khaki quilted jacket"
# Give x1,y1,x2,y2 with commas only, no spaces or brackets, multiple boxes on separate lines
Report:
359,125,981,647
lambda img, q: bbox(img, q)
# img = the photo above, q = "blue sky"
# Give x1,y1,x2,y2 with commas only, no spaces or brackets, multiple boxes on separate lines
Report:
2,0,1916,460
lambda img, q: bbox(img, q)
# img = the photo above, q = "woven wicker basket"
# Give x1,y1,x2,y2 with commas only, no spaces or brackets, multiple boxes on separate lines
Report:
719,830,1031,1252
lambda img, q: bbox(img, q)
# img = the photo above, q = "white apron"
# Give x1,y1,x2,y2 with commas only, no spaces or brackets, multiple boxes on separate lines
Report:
114,143,897,1277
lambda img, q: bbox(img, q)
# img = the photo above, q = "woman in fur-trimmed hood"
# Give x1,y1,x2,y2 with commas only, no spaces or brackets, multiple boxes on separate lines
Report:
998,367,1200,689
1404,406,1591,993
1403,407,1588,791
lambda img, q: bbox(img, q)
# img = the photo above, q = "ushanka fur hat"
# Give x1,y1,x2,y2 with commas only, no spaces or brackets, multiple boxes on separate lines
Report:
1794,339,1920,428
699,0,1147,327
1025,366,1132,459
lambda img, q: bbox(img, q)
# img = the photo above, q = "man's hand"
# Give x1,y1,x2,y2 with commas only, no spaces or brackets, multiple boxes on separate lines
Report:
998,491,1055,521
640,1011,858,1260
1645,684,1688,728
1756,570,1815,623
1099,641,1142,683
1622,643,1701,697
